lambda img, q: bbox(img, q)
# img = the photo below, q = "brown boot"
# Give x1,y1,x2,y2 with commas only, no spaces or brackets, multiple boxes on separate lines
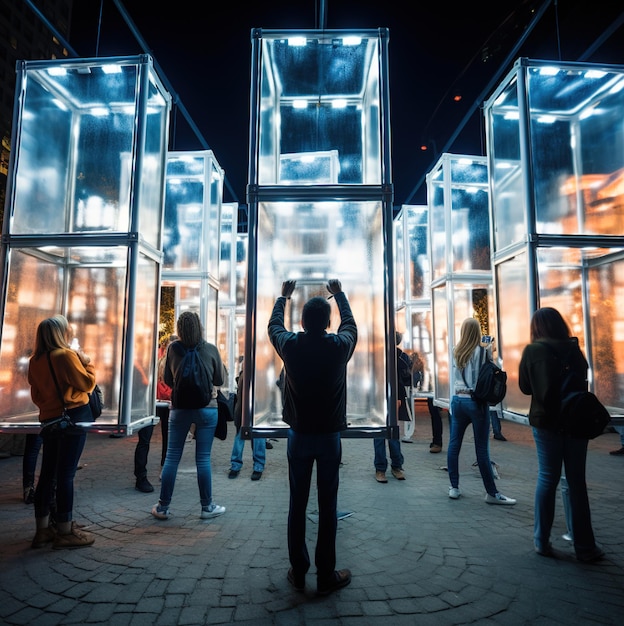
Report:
53,526,94,549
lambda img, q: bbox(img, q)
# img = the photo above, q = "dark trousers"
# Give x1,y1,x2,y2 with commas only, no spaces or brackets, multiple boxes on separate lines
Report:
287,430,341,582
34,404,90,523
428,398,443,446
156,403,170,467
134,425,154,479
23,433,43,487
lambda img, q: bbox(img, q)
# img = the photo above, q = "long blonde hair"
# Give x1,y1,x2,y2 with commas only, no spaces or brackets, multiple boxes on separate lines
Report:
453,317,482,369
33,315,71,358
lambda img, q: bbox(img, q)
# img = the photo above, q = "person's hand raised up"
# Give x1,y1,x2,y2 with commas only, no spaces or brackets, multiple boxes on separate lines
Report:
281,280,296,299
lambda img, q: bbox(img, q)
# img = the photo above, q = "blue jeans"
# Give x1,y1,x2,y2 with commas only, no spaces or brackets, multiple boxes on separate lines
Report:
373,437,403,471
532,427,597,557
34,403,90,523
230,430,266,472
448,396,496,496
158,406,217,508
287,429,341,582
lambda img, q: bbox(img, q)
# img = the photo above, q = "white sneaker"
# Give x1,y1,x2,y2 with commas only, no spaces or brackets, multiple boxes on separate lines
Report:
401,437,413,443
485,492,516,505
448,487,461,499
201,503,226,519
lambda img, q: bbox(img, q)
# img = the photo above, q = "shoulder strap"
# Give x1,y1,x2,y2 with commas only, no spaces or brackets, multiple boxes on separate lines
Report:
46,351,66,408
460,346,484,389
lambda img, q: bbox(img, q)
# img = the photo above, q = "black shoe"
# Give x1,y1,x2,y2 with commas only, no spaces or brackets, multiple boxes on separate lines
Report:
287,568,305,591
317,569,351,596
228,469,240,479
135,477,154,493
493,434,507,441
250,471,262,481
266,441,273,449
609,447,624,456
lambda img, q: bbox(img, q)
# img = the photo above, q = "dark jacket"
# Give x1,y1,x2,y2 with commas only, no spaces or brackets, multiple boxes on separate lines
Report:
268,291,357,434
164,339,225,409
519,337,588,430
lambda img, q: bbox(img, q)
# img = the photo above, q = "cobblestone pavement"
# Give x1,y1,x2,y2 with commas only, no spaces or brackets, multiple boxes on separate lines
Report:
1,408,623,625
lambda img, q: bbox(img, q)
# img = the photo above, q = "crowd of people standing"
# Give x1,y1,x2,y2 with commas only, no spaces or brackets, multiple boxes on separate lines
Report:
21,297,607,598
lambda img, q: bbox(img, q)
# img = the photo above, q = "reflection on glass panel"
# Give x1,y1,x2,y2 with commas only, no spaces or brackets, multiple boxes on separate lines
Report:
402,307,434,392
429,183,446,279
280,150,340,184
254,200,386,429
0,247,129,421
405,205,429,300
257,33,381,185
432,286,450,403
164,152,223,276
131,256,158,417
393,209,405,305
589,257,624,411
496,253,530,416
10,59,169,237
535,246,624,415
488,60,624,242
451,187,490,272
527,66,624,237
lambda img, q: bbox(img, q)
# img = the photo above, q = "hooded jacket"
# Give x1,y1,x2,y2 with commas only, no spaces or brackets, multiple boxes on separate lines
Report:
519,337,588,430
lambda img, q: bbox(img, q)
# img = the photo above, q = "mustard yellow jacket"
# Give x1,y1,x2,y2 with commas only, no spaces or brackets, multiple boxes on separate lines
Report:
28,348,96,422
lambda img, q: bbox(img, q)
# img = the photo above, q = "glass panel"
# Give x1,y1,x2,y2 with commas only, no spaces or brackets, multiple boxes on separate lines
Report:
432,285,450,403
405,307,434,392
528,66,624,235
429,182,446,280
495,252,530,416
138,75,170,248
163,151,223,276
254,199,386,429
535,246,624,410
451,187,490,272
0,247,128,423
164,154,206,271
589,257,624,413
131,255,158,418
487,77,525,251
257,33,381,185
393,208,405,306
12,62,142,235
405,205,429,300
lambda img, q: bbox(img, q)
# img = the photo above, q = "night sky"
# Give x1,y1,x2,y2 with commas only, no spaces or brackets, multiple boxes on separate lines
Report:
66,0,623,210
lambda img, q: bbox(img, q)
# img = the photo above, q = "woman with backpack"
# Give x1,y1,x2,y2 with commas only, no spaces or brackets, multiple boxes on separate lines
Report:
519,307,604,562
152,311,226,521
447,317,516,505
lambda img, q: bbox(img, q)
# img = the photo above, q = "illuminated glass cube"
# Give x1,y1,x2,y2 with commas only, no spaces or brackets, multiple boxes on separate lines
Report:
0,55,171,432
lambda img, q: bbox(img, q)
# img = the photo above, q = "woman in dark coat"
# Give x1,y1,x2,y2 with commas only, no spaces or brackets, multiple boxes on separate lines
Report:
519,307,604,562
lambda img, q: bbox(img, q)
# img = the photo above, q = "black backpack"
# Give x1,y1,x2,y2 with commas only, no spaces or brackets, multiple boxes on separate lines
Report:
462,346,507,406
546,344,611,439
171,342,213,409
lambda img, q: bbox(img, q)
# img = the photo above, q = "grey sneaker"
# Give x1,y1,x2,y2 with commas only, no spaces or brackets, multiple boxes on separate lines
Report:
151,504,171,520
448,487,461,499
485,492,516,505
201,503,226,519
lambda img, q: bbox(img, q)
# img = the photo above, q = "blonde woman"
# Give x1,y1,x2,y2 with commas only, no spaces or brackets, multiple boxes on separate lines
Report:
447,317,515,505
27,315,96,549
